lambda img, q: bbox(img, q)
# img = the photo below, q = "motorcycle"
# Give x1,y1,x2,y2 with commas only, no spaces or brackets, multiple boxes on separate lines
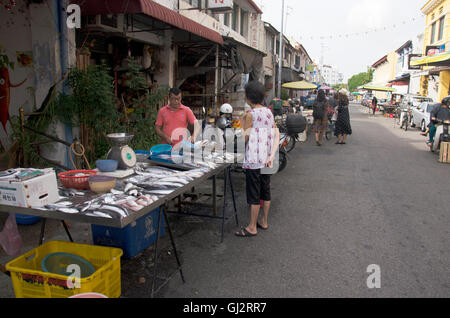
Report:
430,119,450,153
216,114,287,174
400,106,412,131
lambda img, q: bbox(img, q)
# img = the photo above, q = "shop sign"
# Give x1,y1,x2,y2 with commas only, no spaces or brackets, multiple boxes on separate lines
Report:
208,0,233,11
306,64,314,72
408,54,422,70
426,45,445,56
250,13,259,49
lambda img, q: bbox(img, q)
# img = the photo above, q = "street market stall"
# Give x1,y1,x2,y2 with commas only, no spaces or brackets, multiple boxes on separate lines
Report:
282,81,318,125
0,150,239,298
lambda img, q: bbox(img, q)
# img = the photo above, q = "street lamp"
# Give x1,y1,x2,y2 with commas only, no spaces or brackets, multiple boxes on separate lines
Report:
277,0,285,99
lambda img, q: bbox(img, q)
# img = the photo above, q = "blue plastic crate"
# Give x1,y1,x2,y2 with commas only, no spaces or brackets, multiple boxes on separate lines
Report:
91,208,165,259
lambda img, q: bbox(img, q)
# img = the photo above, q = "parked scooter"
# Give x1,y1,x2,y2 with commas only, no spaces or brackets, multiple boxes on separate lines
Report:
431,119,450,153
216,104,286,173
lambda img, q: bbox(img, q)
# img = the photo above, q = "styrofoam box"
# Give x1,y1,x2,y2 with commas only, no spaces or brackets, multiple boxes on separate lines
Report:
0,171,59,208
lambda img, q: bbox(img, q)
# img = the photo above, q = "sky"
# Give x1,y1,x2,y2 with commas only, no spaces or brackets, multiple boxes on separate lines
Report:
256,0,427,82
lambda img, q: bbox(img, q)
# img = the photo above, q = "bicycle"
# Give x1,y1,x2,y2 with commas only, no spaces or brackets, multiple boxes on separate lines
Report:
325,119,336,141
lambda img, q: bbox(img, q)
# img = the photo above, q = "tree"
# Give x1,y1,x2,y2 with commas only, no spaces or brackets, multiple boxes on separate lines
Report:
348,67,373,92
332,83,348,91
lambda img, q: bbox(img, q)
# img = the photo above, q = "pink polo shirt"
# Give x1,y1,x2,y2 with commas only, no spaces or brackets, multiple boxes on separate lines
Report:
155,104,197,144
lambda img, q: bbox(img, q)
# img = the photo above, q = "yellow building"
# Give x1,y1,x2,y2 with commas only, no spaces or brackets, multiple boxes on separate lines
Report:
416,0,450,101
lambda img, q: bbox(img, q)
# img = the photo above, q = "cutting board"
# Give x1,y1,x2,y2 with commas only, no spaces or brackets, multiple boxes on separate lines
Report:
94,169,135,179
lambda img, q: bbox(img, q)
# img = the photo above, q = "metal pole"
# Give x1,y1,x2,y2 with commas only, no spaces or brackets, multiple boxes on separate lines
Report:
277,0,285,98
214,44,219,116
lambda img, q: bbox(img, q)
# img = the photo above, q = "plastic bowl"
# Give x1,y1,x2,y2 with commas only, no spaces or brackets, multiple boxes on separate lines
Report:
96,160,118,172
41,252,96,278
88,175,116,194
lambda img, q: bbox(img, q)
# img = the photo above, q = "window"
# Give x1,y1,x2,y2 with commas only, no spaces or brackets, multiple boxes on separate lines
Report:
224,13,230,26
438,16,445,41
431,21,436,44
232,4,238,31
295,55,300,67
240,11,247,37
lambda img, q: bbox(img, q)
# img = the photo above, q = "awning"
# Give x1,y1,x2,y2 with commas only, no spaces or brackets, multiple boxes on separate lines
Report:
74,0,224,45
283,81,318,90
387,80,409,87
358,85,396,92
410,52,450,67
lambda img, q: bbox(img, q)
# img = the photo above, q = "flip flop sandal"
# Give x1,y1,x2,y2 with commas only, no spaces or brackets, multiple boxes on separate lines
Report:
235,227,257,237
257,223,269,230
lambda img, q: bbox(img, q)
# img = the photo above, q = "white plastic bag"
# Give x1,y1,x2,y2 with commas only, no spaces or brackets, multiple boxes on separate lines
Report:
0,213,23,256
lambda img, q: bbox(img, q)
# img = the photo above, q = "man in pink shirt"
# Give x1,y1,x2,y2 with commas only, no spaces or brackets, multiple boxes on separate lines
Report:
155,88,199,146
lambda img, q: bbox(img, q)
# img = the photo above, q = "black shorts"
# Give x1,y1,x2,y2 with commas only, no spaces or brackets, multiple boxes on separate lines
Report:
245,169,271,205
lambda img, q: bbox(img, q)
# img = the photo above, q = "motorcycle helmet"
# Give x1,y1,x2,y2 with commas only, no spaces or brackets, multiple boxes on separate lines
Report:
220,103,233,114
441,96,450,106
217,117,229,130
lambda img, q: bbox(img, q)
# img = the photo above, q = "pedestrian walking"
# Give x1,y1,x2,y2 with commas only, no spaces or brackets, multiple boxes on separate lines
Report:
335,89,352,144
235,81,280,238
372,96,378,116
312,89,329,146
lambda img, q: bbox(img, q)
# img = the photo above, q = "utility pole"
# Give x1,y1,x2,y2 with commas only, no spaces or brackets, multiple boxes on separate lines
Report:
277,0,285,98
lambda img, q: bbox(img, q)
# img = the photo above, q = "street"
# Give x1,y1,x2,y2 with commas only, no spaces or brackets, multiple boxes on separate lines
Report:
0,103,448,298
147,103,449,298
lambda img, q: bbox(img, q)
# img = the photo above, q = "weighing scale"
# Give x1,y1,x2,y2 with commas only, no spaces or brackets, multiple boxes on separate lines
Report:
106,133,137,170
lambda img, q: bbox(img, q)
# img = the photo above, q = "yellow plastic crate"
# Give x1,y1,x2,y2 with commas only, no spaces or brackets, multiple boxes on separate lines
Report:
6,241,123,298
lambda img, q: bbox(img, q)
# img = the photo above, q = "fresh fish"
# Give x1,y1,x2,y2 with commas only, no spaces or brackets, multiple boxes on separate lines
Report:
57,208,79,214
124,183,135,193
88,212,113,219
54,201,74,207
152,181,185,188
110,189,124,195
80,201,93,213
144,189,175,195
158,177,190,185
128,189,139,197
122,201,143,212
101,205,129,218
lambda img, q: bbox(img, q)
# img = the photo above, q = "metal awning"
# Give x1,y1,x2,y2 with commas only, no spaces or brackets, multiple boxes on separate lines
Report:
74,0,224,45
410,52,450,67
358,85,396,92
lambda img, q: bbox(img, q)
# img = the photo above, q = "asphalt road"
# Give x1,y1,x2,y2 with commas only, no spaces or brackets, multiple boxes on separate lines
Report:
0,103,448,298
151,103,449,298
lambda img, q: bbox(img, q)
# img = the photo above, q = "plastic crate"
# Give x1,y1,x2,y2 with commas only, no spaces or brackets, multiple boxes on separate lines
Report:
5,241,123,298
15,214,41,225
91,208,164,259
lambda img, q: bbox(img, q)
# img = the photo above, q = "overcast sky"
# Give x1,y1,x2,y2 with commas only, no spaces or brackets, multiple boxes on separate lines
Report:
257,0,427,82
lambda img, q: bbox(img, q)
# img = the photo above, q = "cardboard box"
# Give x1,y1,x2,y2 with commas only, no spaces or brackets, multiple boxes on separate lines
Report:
439,142,450,163
0,170,59,208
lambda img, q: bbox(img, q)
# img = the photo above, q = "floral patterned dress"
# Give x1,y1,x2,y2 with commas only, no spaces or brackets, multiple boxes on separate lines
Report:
243,107,275,170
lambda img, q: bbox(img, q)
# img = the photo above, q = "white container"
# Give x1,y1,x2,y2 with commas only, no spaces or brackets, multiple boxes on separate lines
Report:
0,171,59,208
